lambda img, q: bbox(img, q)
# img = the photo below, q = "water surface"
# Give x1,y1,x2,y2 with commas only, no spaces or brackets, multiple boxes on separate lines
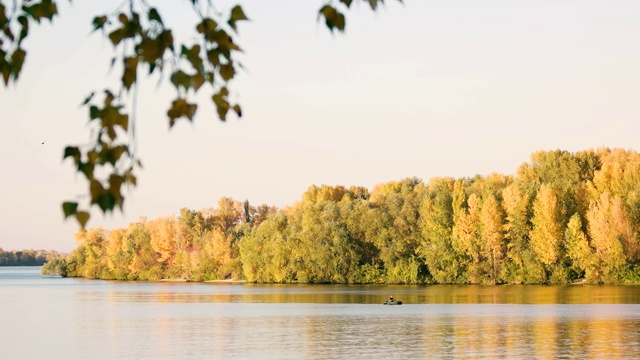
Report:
2,267,640,359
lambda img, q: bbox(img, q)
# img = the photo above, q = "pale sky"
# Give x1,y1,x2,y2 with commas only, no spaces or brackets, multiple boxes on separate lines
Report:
1,0,639,252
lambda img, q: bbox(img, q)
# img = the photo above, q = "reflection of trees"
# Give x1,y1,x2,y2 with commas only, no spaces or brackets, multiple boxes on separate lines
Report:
87,283,640,358
426,308,639,358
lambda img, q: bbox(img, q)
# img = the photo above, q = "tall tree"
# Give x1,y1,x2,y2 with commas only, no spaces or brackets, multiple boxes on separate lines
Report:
530,184,564,268
105,228,130,279
452,193,480,283
147,216,177,264
590,148,640,230
564,213,593,280
369,178,426,283
480,193,505,284
501,183,539,283
587,191,638,282
419,177,462,283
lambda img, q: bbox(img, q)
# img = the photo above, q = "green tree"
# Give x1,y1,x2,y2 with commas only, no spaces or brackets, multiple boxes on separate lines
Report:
369,178,426,283
239,212,293,282
73,228,110,278
419,177,463,283
41,257,68,277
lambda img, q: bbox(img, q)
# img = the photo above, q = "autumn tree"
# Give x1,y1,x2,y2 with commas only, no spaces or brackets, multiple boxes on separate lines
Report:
500,183,545,283
564,213,593,280
587,192,638,282
589,148,640,230
105,227,130,279
147,216,177,264
529,184,566,282
452,193,480,283
480,193,505,284
57,148,640,284
125,220,163,280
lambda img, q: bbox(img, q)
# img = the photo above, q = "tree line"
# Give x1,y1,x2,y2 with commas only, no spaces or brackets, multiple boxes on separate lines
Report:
45,148,640,284
0,248,65,266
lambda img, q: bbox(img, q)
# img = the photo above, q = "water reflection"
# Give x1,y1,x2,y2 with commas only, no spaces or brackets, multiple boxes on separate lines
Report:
81,282,640,305
3,267,640,359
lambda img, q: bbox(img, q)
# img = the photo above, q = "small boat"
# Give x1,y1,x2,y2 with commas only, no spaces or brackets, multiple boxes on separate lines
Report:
383,300,403,305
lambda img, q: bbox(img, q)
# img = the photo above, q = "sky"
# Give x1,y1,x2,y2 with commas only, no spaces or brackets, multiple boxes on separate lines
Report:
1,0,639,252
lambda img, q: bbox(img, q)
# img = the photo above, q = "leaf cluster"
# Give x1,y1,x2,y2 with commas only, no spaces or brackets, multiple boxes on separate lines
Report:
1,0,399,228
0,0,58,85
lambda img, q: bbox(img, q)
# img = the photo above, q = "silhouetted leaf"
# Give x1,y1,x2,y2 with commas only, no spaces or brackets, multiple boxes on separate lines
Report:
212,89,230,121
138,36,163,65
191,72,204,91
125,172,137,186
233,104,242,117
63,146,81,163
219,63,235,81
196,18,218,38
96,191,116,212
81,92,95,106
62,202,78,218
340,0,354,7
75,211,90,228
78,162,95,181
3,26,15,42
90,179,105,201
122,56,139,89
0,3,7,28
89,105,100,120
0,60,9,85
148,8,163,25
91,15,107,31
182,44,202,70
228,5,249,31
207,49,220,67
10,48,26,81
108,28,125,46
116,113,129,131
167,98,198,126
17,15,29,44
319,5,345,32
170,70,190,90
118,12,128,25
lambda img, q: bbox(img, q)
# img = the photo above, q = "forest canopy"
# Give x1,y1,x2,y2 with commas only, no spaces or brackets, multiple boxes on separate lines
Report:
48,147,640,285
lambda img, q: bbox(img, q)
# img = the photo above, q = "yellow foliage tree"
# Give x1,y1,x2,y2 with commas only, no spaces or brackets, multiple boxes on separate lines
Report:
587,192,638,281
530,185,564,266
147,216,177,263
481,193,505,284
452,193,481,282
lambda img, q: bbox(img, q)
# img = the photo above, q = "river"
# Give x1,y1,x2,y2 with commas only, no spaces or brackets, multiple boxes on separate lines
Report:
2,267,640,359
